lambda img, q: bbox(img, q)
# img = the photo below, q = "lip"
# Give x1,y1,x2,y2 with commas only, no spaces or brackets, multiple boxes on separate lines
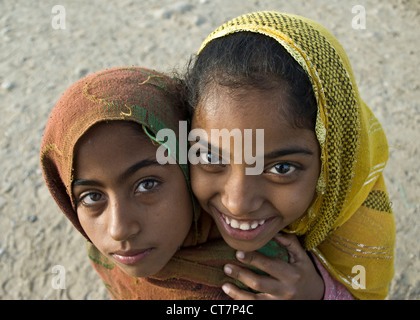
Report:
212,207,274,241
111,248,153,265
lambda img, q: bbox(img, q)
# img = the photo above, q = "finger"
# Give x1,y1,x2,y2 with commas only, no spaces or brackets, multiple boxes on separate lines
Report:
222,282,280,300
274,233,308,264
224,263,283,294
221,282,258,300
235,250,290,279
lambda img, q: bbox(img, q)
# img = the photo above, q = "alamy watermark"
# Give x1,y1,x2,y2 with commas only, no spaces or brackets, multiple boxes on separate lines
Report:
50,263,366,292
351,265,366,290
155,121,264,175
51,4,366,31
51,5,66,30
352,5,366,30
51,265,66,290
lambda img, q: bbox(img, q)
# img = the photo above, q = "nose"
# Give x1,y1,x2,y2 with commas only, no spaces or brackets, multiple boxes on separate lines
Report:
107,196,141,242
220,166,264,217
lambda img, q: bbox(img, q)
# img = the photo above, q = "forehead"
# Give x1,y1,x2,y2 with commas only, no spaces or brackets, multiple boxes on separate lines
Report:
193,85,319,152
194,85,289,130
74,121,156,170
78,120,149,146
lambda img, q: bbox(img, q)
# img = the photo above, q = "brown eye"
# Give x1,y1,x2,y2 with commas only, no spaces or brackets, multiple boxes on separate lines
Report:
81,192,104,206
269,163,296,175
136,179,159,193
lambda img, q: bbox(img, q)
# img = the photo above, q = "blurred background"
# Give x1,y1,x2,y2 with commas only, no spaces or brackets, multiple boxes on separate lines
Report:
0,0,419,299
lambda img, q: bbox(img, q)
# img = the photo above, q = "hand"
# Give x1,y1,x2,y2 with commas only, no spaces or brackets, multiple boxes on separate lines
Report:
222,233,325,300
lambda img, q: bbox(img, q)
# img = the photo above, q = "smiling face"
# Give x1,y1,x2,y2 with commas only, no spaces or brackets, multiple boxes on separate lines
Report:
72,121,193,277
190,85,321,251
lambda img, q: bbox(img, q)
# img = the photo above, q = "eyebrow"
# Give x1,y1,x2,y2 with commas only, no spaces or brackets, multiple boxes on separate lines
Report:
264,148,314,159
72,159,161,188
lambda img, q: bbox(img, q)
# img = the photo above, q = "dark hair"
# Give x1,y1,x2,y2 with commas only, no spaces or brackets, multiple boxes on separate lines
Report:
185,32,317,129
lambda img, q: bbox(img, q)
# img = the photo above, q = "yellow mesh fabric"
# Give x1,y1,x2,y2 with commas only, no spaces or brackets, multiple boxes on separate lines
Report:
199,11,395,299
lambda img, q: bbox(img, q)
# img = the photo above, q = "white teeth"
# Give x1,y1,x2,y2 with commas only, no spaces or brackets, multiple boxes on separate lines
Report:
230,219,240,229
223,214,266,231
239,223,250,231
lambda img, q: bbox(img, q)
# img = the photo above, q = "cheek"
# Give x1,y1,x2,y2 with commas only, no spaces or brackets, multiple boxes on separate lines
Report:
272,183,317,220
156,180,194,233
152,202,193,250
190,167,205,197
190,167,217,206
77,211,107,249
77,211,92,236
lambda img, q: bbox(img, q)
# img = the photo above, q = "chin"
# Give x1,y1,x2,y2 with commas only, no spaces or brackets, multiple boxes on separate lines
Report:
224,236,270,252
121,268,150,278
118,264,161,278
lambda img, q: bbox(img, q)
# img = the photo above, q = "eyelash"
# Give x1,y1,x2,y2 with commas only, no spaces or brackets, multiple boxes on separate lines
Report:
265,162,302,176
198,151,302,177
198,151,223,165
77,178,161,208
135,178,161,193
78,192,104,207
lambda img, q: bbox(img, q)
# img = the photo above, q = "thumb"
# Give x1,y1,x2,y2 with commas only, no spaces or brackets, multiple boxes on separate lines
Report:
274,233,307,264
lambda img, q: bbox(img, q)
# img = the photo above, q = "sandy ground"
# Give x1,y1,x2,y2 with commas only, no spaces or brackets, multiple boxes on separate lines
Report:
0,0,419,300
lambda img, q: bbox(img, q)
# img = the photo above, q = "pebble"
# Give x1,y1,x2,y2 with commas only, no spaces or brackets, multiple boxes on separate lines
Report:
27,215,38,223
1,81,15,91
75,67,89,77
172,2,193,13
194,15,206,26
1,182,12,194
153,2,194,19
1,27,11,41
154,8,173,20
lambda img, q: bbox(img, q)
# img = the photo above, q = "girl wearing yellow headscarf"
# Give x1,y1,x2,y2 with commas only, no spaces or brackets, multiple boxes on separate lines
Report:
186,11,395,299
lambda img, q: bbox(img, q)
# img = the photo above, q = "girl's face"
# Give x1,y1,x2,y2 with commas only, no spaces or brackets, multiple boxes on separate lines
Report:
190,85,321,252
72,122,193,277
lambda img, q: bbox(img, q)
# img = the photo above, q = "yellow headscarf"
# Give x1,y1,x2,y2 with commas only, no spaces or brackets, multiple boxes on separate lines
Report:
199,11,395,299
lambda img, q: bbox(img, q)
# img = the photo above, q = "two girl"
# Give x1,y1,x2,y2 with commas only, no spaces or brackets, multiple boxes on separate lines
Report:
41,11,395,300
41,67,245,299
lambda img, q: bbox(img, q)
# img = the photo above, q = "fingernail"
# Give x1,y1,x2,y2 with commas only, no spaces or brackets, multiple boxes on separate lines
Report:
236,251,245,260
224,265,232,275
222,284,230,294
